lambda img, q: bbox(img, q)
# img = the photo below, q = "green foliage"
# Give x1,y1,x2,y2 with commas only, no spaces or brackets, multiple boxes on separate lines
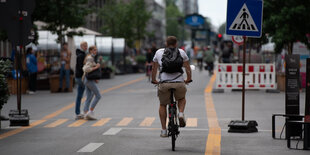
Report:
135,55,146,64
32,0,90,43
0,60,12,110
99,0,151,47
263,0,310,54
218,23,226,35
166,2,183,39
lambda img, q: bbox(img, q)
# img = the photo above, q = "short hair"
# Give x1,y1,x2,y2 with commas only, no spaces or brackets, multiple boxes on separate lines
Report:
88,45,96,51
80,41,87,47
166,36,177,46
26,47,32,54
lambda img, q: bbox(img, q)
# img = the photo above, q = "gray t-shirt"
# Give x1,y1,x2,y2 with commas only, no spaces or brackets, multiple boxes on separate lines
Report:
153,48,189,82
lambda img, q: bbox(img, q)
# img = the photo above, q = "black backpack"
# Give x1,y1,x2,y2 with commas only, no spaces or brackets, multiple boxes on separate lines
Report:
161,48,184,73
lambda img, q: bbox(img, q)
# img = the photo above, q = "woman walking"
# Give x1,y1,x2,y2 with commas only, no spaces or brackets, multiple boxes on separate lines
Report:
83,45,101,120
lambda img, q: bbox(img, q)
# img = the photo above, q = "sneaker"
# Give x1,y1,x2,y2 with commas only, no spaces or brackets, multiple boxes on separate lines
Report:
64,88,69,92
178,113,186,127
28,91,35,95
85,111,97,120
57,88,62,92
75,114,84,120
160,129,168,138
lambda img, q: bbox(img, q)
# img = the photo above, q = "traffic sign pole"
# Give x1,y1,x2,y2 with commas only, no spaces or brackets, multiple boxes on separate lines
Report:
242,36,246,121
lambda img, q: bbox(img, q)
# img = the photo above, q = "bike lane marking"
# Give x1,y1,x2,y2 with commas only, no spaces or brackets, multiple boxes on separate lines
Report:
92,118,111,127
116,117,133,126
186,118,198,127
77,143,104,153
139,117,156,127
205,73,221,155
44,119,68,128
0,77,145,140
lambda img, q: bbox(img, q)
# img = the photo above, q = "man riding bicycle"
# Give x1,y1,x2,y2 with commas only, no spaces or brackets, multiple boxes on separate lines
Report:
151,36,192,137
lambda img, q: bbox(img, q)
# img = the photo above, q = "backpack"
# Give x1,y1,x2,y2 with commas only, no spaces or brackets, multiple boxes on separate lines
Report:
161,48,184,73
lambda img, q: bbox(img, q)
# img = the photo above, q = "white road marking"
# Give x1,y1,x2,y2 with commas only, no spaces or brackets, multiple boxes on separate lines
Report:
103,128,122,135
77,143,104,153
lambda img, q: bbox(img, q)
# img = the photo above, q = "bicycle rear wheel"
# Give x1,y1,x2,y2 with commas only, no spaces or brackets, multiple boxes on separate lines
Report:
171,131,176,151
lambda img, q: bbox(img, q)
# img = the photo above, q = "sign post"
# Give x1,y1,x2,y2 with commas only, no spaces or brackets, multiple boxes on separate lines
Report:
227,0,263,133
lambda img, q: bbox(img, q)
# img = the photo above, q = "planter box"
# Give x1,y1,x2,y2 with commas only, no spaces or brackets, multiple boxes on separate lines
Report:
49,75,73,93
7,78,28,95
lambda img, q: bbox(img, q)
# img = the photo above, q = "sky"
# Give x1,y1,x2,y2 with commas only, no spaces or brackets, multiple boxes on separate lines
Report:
198,0,227,30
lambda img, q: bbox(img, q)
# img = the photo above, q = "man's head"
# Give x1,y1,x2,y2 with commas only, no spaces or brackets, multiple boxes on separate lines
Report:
63,42,68,50
166,36,177,48
80,41,88,52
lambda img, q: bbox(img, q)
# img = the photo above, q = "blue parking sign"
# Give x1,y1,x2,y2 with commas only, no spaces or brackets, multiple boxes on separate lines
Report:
226,0,263,37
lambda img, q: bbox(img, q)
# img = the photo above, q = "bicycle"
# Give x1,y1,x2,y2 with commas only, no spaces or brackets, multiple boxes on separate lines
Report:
153,80,192,151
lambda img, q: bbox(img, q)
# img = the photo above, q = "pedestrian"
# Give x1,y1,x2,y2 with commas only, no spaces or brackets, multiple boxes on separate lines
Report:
204,46,215,76
74,41,88,120
82,45,101,120
221,42,233,63
58,42,72,92
26,47,38,94
151,36,192,137
196,47,204,71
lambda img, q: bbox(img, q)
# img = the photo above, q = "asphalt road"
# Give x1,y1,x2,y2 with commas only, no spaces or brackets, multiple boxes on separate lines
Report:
0,69,309,155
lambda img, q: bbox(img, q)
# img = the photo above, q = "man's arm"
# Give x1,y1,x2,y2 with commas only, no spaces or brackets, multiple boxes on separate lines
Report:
151,62,159,84
183,61,192,83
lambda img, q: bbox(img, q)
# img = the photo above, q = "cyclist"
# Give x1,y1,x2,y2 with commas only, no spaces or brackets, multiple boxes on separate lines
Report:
145,48,153,78
151,36,192,137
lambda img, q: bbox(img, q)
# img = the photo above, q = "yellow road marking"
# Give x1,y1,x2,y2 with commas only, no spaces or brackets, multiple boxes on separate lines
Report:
44,119,68,128
0,77,145,140
68,120,88,127
92,118,111,127
139,117,155,127
186,118,198,127
205,73,221,155
0,120,46,140
116,117,133,126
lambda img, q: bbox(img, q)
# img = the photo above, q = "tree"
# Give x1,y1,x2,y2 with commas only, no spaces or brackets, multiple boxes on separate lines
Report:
218,23,226,35
0,59,11,111
99,0,151,47
263,0,310,54
165,2,183,39
32,0,90,43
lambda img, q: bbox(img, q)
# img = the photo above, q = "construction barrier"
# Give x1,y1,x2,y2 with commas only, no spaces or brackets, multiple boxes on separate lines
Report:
216,63,277,89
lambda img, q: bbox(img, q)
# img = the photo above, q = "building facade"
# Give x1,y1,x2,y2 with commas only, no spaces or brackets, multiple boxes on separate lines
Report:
176,0,198,15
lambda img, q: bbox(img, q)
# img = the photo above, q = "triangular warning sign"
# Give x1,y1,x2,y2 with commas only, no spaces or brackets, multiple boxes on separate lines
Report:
229,4,258,32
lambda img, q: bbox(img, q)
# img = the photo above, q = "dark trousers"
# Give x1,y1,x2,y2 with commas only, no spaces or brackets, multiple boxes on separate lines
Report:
29,72,37,92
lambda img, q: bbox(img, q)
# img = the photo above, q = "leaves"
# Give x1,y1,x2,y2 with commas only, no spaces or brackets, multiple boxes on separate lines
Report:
0,59,12,110
32,0,90,43
98,0,151,47
263,0,310,53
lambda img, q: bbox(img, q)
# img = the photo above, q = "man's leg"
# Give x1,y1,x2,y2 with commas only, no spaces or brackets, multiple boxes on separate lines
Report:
178,98,186,113
65,69,70,89
159,104,167,130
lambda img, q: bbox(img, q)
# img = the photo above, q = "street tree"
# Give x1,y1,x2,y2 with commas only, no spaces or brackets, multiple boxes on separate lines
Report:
99,0,151,47
263,0,310,54
32,0,90,44
166,2,183,39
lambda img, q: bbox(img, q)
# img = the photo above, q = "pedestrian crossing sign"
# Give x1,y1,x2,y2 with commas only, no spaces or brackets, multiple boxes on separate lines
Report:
226,0,263,37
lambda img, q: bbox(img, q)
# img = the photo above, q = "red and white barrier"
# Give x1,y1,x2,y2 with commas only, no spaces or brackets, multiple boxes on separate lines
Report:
216,63,277,89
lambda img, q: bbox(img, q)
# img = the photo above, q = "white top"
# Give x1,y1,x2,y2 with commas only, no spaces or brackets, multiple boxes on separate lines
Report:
153,48,189,82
